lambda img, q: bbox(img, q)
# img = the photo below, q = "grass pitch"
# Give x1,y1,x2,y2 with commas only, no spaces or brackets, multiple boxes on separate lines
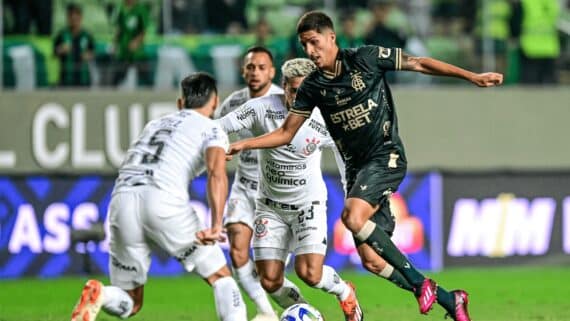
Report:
0,266,568,321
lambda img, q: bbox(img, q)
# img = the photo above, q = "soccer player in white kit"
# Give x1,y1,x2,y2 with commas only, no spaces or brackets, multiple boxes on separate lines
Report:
218,58,363,321
70,73,247,321
214,46,283,321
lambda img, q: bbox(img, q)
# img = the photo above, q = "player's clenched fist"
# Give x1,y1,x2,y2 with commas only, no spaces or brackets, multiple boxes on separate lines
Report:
227,142,246,156
196,227,226,245
471,72,503,87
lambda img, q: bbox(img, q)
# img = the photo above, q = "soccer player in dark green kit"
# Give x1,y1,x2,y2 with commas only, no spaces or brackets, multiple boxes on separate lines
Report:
228,11,503,321
53,3,95,87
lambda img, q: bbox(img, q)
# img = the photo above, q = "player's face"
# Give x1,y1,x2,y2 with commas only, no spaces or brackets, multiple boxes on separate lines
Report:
283,76,305,110
299,29,337,69
242,52,275,97
68,11,82,29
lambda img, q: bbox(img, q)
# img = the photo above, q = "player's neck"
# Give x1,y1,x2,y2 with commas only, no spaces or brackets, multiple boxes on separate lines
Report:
321,46,340,73
193,106,213,118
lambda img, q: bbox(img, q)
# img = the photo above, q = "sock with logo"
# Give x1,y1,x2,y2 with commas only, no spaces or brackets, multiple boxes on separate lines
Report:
268,278,307,309
377,264,415,292
355,220,424,287
314,265,352,301
234,260,276,316
101,286,134,319
212,276,248,321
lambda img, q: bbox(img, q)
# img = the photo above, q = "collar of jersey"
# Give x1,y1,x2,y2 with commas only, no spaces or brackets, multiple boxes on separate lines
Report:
321,56,342,79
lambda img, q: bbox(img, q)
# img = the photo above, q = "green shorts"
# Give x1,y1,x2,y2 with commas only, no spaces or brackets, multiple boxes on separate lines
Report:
346,155,406,246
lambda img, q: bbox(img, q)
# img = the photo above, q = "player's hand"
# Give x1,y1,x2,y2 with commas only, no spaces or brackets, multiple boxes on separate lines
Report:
227,142,246,156
57,44,71,55
471,72,503,87
196,227,226,245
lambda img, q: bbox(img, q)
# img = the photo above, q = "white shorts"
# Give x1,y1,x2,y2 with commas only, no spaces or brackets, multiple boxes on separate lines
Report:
223,175,258,230
252,198,328,262
108,186,227,290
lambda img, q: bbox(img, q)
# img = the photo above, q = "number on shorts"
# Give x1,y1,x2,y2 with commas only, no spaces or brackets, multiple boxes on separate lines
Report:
298,206,315,224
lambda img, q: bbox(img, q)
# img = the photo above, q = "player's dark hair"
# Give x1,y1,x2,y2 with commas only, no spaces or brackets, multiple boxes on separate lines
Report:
66,2,82,15
296,11,335,34
244,46,274,64
180,72,217,109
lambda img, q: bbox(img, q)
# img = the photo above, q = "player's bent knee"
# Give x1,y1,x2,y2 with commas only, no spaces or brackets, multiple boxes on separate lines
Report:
341,208,366,233
297,269,321,287
259,275,283,293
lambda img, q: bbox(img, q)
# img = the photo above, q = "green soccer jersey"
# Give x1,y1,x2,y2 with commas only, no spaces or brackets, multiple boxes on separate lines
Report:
53,28,95,86
115,3,147,61
291,45,406,167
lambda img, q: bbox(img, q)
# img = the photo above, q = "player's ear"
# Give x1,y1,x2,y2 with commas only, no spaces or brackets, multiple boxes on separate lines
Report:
210,94,219,112
241,65,247,80
177,98,184,110
270,66,276,79
214,95,220,110
329,30,336,43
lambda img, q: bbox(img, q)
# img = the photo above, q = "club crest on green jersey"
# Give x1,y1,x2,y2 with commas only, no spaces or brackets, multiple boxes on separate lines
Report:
350,71,366,92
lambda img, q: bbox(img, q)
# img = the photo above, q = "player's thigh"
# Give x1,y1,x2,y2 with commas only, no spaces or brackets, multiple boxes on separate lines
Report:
347,160,404,236
140,189,227,279
252,203,291,263
291,202,328,257
346,159,406,207
108,191,151,290
224,182,256,230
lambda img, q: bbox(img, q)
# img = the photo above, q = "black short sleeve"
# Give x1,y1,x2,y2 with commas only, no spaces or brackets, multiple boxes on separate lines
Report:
357,45,403,71
290,82,315,118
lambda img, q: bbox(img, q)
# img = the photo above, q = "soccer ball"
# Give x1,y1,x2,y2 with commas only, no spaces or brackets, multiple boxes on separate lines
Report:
280,303,324,321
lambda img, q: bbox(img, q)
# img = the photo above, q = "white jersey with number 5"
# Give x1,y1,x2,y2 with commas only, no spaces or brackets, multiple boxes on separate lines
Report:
214,85,283,182
114,109,229,201
217,94,341,205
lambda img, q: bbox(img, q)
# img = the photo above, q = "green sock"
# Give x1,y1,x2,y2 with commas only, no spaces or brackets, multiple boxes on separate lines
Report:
361,225,425,286
437,286,455,314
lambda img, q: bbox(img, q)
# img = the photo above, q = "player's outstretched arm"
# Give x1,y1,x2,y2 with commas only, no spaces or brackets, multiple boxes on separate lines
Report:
400,52,503,87
227,113,306,155
197,146,228,244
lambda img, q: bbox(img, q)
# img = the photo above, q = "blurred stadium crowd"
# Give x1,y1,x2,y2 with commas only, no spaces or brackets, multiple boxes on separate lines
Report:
2,0,569,90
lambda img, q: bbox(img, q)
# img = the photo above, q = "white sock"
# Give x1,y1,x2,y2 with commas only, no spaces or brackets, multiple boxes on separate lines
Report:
234,260,276,316
268,278,306,309
314,265,351,301
212,276,247,321
101,286,134,319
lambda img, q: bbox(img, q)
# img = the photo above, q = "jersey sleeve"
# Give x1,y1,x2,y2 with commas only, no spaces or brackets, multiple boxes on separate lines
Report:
290,83,316,118
358,45,403,71
202,123,229,153
215,101,260,134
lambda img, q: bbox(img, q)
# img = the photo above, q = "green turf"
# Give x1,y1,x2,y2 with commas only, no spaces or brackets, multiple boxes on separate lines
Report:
1,266,568,321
